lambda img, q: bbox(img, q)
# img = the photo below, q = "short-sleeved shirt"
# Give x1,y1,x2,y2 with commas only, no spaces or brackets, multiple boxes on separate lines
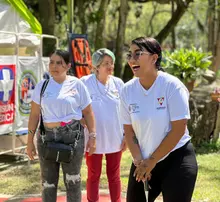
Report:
31,76,91,123
81,74,124,154
120,71,191,161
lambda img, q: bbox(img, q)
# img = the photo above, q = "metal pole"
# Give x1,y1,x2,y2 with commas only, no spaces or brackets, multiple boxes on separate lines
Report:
144,180,149,202
67,0,74,34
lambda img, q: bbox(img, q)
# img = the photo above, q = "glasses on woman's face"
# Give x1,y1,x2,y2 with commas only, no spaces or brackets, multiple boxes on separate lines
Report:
99,62,114,68
126,51,152,61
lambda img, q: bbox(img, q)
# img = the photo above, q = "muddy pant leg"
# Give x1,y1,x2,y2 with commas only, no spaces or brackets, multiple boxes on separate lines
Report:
61,135,84,202
38,144,60,202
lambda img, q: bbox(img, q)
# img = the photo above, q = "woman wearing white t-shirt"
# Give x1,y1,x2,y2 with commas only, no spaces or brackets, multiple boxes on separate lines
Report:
81,48,126,202
120,37,198,202
26,50,96,202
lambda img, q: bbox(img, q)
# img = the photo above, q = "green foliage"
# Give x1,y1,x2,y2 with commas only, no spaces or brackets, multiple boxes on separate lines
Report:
162,47,212,82
173,0,208,49
195,140,220,154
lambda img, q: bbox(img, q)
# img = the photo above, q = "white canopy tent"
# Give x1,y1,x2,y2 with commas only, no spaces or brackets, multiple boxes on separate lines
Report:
0,0,58,156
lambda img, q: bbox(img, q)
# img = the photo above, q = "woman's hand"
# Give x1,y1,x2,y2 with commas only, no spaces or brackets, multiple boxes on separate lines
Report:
120,136,127,152
86,137,96,156
133,157,157,182
26,141,36,160
80,118,87,128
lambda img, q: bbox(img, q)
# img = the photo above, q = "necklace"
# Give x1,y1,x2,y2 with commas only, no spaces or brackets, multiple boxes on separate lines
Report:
95,76,110,96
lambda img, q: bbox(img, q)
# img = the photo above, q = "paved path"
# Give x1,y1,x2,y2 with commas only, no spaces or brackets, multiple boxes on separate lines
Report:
0,192,163,202
0,193,126,202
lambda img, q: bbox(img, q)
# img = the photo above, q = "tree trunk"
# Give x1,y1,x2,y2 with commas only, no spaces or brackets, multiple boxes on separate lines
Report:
114,0,129,78
171,0,176,50
207,0,216,53
38,0,56,56
209,0,220,72
155,0,193,43
75,0,88,34
213,28,220,72
95,0,110,50
122,63,133,83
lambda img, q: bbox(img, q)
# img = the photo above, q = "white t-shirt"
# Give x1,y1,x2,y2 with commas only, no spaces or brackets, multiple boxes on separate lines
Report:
81,74,124,154
31,76,91,123
120,71,191,161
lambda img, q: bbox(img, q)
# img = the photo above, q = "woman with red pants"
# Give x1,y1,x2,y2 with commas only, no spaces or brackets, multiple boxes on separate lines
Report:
81,48,126,202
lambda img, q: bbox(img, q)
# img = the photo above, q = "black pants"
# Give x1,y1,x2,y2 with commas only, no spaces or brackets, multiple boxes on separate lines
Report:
127,142,198,202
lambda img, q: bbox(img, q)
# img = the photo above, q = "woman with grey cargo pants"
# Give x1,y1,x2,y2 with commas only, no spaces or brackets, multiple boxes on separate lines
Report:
27,50,96,202
37,121,84,202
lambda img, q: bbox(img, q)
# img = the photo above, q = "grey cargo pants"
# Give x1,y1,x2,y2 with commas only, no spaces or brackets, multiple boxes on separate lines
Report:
37,120,84,202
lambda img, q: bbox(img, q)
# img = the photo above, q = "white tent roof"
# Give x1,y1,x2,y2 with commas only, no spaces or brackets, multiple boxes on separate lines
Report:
0,1,40,47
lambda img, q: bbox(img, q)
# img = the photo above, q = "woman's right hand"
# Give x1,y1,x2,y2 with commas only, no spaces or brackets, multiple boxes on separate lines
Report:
26,141,37,160
86,137,96,156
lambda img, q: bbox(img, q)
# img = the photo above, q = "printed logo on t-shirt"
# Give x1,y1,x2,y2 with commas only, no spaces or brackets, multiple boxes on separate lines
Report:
128,103,140,114
66,89,77,96
157,97,164,105
157,97,166,109
91,94,102,102
43,91,53,98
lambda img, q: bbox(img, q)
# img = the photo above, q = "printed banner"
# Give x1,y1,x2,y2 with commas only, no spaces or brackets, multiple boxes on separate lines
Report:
0,64,16,125
15,57,40,130
0,56,48,135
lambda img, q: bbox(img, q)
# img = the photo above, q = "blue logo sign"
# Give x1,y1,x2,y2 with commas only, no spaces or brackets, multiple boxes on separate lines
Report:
0,67,14,104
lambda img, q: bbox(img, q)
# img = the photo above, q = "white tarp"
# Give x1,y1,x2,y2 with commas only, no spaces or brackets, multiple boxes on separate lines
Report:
0,1,31,34
0,1,40,47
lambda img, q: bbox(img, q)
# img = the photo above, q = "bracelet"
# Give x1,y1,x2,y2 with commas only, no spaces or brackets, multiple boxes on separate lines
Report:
133,159,143,166
28,129,36,135
88,132,96,139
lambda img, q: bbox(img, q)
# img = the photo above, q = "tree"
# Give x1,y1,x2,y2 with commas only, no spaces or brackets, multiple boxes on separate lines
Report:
155,0,193,43
120,0,194,81
114,0,129,77
94,0,110,49
24,0,57,55
207,0,220,72
74,0,91,34
38,0,56,56
213,6,220,72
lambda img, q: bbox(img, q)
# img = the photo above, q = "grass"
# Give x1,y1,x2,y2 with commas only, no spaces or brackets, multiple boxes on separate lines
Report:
193,153,220,202
0,151,132,196
0,150,220,201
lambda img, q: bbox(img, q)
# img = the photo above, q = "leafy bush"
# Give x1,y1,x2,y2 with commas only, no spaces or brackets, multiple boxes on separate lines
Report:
162,47,212,83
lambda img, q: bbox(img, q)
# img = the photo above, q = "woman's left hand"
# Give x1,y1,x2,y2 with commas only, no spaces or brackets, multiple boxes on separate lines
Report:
133,158,157,182
80,118,87,128
120,136,127,152
86,137,96,156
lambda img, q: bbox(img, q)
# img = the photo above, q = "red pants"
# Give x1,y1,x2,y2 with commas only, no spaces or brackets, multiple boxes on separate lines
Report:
86,151,122,202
